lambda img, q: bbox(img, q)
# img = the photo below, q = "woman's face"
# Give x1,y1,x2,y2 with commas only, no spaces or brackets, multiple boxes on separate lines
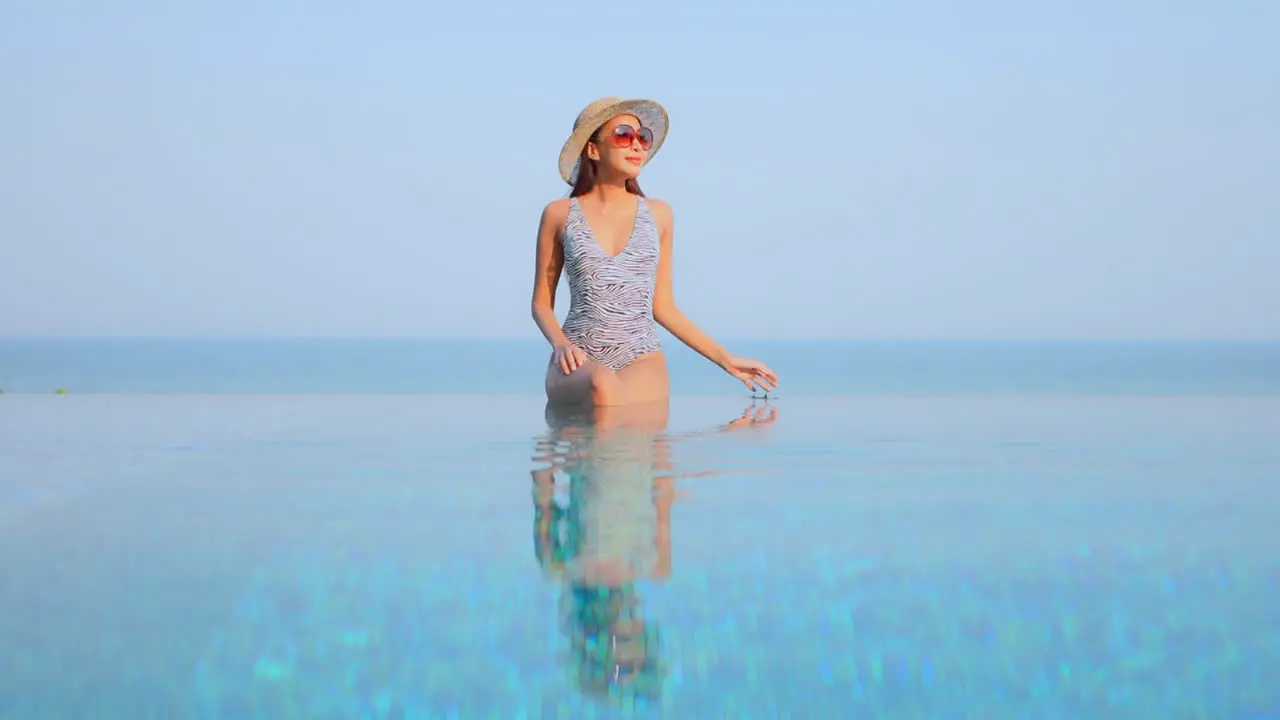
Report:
587,114,653,180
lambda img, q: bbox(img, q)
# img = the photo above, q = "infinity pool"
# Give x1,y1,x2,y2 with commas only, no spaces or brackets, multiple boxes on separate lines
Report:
2,394,1277,718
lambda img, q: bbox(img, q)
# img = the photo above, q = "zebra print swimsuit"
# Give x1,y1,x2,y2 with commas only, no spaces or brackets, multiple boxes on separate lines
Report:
560,196,662,371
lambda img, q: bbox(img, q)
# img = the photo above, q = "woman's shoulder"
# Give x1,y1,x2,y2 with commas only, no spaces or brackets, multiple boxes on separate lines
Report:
540,197,573,221
537,198,573,234
642,196,671,212
642,197,673,227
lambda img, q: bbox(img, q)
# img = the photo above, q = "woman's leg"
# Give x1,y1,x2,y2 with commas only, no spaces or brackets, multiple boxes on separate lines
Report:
614,352,670,405
545,351,669,407
545,355,624,406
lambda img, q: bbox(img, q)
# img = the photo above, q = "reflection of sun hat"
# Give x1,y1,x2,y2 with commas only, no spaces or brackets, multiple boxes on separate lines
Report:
563,584,666,701
558,97,670,185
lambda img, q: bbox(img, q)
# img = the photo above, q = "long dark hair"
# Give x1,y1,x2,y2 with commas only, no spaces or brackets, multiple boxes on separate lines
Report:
569,128,645,198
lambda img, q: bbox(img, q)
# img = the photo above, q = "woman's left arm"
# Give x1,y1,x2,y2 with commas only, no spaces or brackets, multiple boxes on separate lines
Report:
649,200,779,393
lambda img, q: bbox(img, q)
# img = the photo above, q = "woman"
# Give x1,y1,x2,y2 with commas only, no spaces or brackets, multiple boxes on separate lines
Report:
531,97,780,406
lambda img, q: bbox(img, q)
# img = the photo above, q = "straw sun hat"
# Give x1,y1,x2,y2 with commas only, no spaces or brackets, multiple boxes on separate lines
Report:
558,97,670,185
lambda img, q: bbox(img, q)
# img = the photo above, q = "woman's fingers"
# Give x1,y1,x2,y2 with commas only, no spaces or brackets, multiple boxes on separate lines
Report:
556,346,587,375
757,365,779,385
755,367,779,390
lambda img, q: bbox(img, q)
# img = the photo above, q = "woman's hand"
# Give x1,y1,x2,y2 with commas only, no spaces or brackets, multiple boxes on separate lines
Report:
553,343,588,375
723,356,779,394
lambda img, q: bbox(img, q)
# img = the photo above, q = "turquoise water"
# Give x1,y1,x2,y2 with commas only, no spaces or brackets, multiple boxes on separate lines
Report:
2,341,1279,718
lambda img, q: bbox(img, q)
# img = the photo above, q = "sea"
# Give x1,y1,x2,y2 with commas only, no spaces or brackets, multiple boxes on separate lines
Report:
1,338,1277,718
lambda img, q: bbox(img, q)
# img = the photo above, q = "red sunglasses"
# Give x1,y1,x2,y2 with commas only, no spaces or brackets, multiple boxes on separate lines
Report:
597,123,654,151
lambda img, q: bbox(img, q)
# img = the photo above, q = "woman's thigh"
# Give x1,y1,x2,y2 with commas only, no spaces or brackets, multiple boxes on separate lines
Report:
615,352,670,405
544,354,619,405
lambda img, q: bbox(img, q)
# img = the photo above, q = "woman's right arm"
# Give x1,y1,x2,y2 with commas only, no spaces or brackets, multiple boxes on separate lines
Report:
531,200,573,349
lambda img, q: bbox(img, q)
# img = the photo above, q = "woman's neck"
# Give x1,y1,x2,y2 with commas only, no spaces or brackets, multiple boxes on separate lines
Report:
587,177,632,206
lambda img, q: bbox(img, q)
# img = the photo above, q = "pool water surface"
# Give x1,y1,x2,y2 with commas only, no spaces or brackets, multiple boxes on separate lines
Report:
1,394,1277,718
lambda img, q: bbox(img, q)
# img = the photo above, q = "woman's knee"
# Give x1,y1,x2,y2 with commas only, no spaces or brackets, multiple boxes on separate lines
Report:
546,362,615,405
589,369,623,405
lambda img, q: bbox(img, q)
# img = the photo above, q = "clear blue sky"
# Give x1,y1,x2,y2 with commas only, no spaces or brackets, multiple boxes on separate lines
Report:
2,0,1276,340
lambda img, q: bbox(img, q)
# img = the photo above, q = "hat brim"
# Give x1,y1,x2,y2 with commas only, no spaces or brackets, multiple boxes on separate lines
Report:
558,99,669,186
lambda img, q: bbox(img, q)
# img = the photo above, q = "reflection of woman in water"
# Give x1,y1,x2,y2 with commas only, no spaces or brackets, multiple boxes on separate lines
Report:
531,400,776,702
